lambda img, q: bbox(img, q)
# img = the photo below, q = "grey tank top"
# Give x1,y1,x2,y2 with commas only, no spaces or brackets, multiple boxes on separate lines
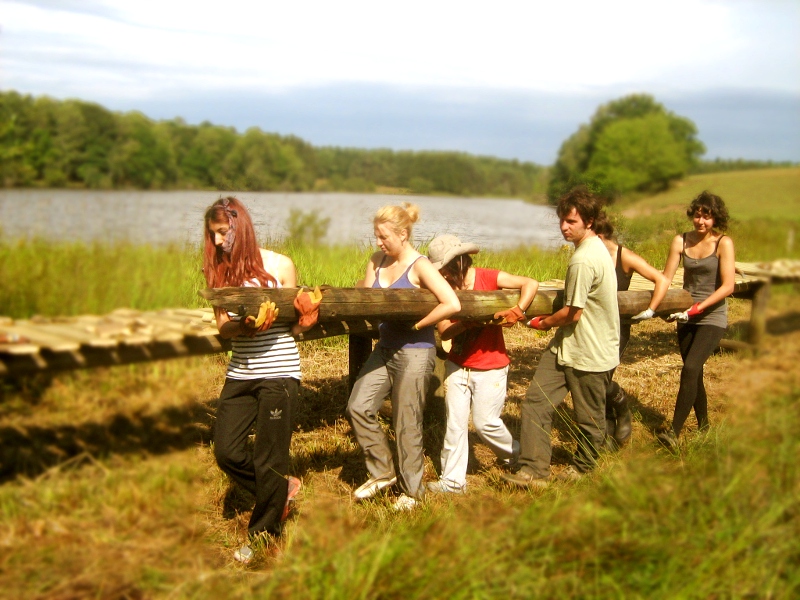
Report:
682,234,727,328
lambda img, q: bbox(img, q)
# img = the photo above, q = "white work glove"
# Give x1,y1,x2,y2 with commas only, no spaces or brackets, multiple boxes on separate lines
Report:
631,307,655,322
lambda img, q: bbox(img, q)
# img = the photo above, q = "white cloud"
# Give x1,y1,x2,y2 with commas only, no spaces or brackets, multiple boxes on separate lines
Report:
2,0,798,100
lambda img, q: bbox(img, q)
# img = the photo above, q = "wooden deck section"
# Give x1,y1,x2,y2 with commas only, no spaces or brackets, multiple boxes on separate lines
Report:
0,262,793,379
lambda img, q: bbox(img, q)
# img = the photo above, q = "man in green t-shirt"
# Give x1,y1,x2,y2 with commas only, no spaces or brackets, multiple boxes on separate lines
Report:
503,187,620,488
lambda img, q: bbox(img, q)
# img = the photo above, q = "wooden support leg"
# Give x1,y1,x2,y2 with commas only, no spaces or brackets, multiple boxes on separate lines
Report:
348,333,375,393
748,282,771,347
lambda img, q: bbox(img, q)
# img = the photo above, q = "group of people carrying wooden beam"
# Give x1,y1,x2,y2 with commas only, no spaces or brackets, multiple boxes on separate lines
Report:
202,186,736,563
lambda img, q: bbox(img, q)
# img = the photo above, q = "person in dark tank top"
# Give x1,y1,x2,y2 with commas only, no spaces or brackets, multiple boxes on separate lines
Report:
594,212,670,449
660,191,736,448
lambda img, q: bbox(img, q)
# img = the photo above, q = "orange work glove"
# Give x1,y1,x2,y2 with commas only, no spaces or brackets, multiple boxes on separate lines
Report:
493,305,525,327
242,301,278,336
294,286,323,328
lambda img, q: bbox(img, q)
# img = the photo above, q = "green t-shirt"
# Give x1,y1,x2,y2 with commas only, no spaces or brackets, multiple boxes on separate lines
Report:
552,235,620,372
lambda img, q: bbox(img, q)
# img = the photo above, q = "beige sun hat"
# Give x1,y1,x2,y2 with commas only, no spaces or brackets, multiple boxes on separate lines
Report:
427,234,479,270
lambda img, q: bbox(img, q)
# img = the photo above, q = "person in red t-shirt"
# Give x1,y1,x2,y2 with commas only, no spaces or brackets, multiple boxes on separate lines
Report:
426,235,539,493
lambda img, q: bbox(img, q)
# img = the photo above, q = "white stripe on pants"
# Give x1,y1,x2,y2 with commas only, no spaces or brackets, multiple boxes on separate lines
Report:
439,361,514,490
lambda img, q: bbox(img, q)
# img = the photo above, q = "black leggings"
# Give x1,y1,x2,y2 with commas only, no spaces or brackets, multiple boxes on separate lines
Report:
673,324,725,435
214,377,299,536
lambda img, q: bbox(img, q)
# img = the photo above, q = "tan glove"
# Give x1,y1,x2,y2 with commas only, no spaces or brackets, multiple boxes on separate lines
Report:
294,286,323,328
492,305,525,327
241,301,278,336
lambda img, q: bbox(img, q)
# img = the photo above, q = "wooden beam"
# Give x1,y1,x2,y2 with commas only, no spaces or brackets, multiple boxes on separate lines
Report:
199,287,694,321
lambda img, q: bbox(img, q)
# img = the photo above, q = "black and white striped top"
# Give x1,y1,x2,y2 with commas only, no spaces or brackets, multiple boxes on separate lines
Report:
226,251,301,381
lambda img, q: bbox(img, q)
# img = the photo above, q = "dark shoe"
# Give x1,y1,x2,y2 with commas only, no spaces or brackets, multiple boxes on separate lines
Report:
612,388,632,445
497,439,521,473
603,434,620,453
500,466,549,490
656,429,678,451
556,465,584,482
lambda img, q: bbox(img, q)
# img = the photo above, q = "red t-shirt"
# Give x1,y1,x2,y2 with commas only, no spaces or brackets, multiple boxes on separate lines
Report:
447,268,510,370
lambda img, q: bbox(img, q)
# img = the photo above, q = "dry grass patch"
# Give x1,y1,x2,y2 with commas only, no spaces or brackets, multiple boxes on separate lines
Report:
0,291,798,597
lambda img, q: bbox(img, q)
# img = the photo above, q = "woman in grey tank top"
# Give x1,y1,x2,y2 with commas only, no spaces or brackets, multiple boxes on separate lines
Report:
661,192,736,448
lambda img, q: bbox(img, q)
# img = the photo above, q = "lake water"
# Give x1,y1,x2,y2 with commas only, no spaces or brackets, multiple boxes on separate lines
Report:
0,189,564,250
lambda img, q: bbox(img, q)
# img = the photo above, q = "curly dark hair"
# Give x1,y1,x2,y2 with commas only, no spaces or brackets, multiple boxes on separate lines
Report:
593,210,615,239
556,186,604,229
687,191,729,231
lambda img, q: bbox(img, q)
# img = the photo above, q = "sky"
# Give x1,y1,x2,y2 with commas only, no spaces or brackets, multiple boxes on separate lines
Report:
2,0,799,164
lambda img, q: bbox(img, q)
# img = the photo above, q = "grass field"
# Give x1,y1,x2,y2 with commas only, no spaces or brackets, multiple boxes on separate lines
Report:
2,294,799,598
1,169,799,598
619,167,800,221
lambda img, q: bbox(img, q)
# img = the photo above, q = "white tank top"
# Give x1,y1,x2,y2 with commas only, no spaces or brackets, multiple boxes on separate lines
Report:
227,251,302,381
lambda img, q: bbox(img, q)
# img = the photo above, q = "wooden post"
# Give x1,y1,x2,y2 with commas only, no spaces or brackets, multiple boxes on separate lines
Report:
348,333,376,393
748,281,771,347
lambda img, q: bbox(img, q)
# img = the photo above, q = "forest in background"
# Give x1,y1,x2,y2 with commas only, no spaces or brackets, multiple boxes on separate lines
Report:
1,90,794,202
0,91,547,198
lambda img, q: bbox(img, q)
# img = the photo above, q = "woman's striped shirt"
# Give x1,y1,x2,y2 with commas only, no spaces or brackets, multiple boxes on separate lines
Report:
226,252,301,381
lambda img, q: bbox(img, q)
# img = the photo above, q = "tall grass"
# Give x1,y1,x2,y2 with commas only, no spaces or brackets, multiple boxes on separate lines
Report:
0,238,206,318
257,391,800,598
0,238,572,319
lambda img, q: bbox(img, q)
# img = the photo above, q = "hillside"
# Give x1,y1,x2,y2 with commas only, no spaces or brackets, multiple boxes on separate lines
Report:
620,167,800,220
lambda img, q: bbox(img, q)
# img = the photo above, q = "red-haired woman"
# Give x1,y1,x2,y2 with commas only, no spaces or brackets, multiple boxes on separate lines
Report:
661,191,735,448
203,196,318,563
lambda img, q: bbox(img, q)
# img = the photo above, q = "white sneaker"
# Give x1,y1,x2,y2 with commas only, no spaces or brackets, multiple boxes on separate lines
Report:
233,544,254,564
353,475,397,500
392,494,419,512
426,479,466,494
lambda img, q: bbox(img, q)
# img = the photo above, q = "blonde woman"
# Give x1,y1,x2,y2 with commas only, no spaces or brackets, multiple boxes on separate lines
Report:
347,203,460,511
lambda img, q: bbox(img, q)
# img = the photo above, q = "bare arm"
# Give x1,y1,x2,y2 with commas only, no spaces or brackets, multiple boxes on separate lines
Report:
276,253,297,288
495,271,539,313
412,257,461,329
214,307,248,339
360,252,382,288
436,318,464,341
663,234,684,285
536,305,583,330
622,248,670,311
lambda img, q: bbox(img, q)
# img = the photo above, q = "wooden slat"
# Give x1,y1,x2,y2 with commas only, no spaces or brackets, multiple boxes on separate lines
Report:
0,342,40,355
0,323,80,352
22,321,120,348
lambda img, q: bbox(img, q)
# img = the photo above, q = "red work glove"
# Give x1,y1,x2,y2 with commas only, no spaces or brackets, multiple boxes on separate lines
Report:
242,301,278,336
687,302,704,317
493,305,525,327
294,286,323,328
525,316,548,330
667,302,704,323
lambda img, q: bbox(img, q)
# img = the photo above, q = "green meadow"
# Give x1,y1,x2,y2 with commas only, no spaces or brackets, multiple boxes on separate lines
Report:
1,170,799,598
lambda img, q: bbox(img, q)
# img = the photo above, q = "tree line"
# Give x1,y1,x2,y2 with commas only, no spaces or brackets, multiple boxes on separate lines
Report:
0,91,547,198
2,90,792,203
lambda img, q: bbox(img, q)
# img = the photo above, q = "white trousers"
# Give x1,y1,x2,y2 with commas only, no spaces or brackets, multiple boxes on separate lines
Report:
439,361,515,490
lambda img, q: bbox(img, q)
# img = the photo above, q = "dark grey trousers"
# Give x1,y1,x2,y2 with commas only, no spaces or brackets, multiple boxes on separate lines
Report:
519,349,612,478
346,345,435,499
